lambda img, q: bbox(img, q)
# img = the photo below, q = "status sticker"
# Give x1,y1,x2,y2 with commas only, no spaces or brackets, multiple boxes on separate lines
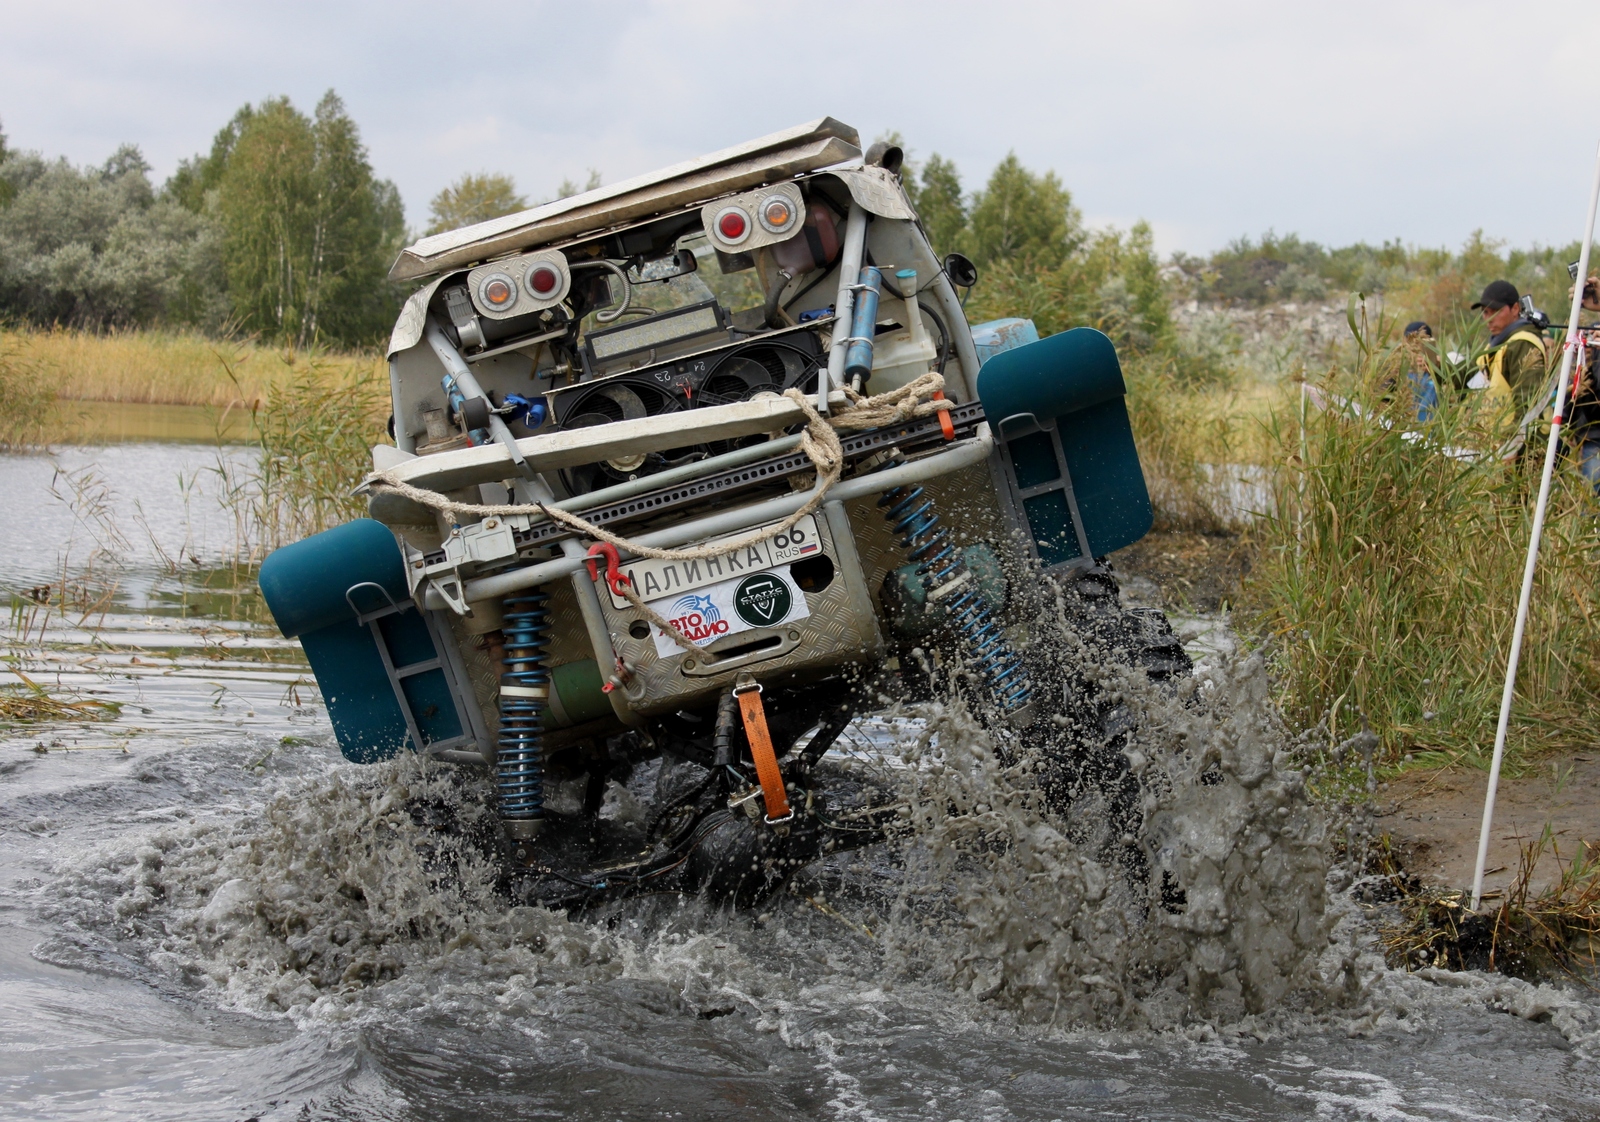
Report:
733,573,793,627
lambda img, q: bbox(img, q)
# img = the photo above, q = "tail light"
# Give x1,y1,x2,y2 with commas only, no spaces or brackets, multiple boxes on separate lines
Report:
479,273,516,310
715,206,752,244
467,249,570,318
758,195,796,235
524,261,563,298
702,183,805,254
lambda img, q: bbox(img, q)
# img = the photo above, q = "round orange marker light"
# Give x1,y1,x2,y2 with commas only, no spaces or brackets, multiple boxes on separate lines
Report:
480,273,515,309
715,206,751,245
759,196,794,232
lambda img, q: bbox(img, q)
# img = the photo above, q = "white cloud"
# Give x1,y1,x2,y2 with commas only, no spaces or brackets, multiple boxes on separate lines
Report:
3,0,1598,253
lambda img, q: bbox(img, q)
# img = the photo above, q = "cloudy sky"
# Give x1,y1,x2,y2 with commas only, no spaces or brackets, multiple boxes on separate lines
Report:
4,1,1598,255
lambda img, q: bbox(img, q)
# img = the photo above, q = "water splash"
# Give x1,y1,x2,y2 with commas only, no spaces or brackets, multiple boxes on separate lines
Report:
37,632,1346,1042
846,644,1331,1029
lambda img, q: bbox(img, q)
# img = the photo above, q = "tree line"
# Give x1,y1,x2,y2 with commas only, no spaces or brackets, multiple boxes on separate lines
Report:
0,92,406,348
0,93,613,348
5,101,1558,355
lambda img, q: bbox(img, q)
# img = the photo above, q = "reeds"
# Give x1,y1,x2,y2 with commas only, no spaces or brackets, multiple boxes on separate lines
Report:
1,325,383,409
0,671,120,724
1244,309,1600,766
1123,356,1279,532
0,336,54,449
214,354,388,557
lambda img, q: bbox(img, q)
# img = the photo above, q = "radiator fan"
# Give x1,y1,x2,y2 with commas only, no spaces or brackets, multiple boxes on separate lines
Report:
558,338,822,496
558,380,687,494
695,341,820,407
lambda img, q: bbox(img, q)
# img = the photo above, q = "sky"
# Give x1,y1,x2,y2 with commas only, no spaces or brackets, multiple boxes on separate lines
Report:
3,0,1599,257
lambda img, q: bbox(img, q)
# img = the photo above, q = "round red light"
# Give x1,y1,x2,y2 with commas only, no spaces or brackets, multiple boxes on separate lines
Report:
717,208,749,242
526,263,560,296
483,277,514,306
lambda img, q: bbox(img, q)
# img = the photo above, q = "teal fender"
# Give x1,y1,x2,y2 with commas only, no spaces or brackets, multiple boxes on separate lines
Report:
976,326,1152,568
259,519,469,763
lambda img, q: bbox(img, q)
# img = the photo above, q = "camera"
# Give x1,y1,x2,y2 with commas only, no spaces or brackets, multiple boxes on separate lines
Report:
1519,293,1551,330
1567,260,1599,302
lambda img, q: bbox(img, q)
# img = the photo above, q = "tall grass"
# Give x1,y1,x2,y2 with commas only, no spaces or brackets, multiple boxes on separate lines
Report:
0,337,54,449
215,356,388,558
1124,356,1279,532
1244,320,1600,766
1,326,384,407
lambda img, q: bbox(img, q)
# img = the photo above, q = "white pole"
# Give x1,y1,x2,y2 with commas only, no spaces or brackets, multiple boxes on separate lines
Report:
1470,140,1600,910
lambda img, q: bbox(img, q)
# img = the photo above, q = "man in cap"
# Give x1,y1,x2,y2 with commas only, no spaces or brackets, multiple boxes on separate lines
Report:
1471,280,1548,412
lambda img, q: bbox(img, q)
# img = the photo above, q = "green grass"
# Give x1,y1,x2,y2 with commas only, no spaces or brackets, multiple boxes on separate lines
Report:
1240,316,1600,768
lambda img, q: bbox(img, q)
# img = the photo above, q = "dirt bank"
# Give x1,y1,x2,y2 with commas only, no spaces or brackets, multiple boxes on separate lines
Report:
1108,529,1251,613
1375,759,1600,897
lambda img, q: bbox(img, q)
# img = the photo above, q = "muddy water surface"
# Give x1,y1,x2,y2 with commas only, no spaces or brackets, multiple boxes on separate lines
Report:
2,443,1598,1120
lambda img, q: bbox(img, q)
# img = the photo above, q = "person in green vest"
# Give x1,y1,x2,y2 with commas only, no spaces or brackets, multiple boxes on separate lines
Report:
1471,279,1549,412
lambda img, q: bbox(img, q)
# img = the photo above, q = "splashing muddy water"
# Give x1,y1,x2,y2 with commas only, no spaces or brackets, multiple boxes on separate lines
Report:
4,443,1600,1120
38,648,1328,1033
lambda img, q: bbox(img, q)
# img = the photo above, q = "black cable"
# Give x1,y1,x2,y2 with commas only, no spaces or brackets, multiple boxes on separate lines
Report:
781,263,835,313
923,304,952,375
763,268,796,328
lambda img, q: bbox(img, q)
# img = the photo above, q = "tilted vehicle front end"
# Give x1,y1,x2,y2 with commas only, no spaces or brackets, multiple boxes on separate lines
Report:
258,119,1188,908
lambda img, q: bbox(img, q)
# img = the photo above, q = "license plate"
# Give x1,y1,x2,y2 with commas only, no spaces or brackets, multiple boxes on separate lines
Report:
608,514,822,609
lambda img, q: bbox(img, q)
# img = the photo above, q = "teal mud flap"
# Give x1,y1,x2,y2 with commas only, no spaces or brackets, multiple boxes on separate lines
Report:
258,518,479,763
975,325,1152,569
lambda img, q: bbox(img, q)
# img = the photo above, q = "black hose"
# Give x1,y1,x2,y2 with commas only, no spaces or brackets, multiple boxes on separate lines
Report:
712,689,739,767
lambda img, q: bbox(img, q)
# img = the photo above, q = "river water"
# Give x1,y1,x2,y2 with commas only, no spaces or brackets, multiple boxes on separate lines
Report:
2,441,1598,1121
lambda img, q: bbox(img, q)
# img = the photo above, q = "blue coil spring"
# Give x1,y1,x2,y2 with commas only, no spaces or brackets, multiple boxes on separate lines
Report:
497,591,550,821
879,485,1032,712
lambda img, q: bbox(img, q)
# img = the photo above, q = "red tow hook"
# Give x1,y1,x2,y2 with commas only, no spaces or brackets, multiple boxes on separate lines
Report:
584,541,630,598
585,544,632,695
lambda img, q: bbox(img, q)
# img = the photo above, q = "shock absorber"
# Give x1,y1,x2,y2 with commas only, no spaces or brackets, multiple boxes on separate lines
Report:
497,590,550,836
879,485,1032,715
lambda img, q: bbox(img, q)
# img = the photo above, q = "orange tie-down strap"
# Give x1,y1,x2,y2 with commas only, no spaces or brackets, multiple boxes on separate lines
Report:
735,684,792,823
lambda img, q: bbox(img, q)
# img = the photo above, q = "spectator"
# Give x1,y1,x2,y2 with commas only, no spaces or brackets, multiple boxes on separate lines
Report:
1401,321,1440,421
1565,272,1600,492
1470,280,1548,412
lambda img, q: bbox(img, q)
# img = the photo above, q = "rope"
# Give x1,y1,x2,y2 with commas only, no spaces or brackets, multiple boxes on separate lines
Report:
617,579,702,654
367,373,951,557
368,372,953,651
